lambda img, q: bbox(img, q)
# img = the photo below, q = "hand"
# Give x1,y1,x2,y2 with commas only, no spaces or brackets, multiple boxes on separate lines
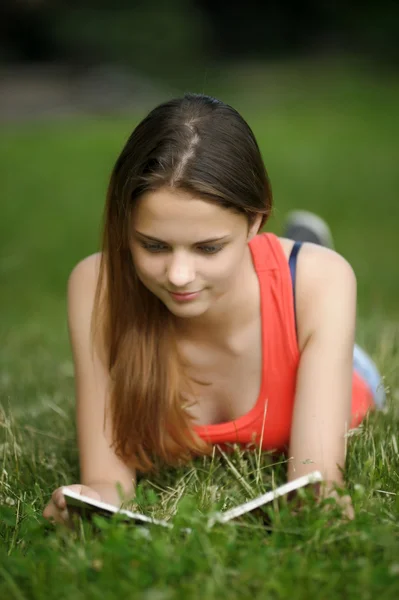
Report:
322,489,355,521
42,484,102,527
288,482,355,522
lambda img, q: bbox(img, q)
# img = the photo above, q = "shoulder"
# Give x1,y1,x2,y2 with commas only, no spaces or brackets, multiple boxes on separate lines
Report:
67,252,106,308
67,252,108,364
278,236,356,282
67,253,104,330
277,237,357,351
68,252,103,289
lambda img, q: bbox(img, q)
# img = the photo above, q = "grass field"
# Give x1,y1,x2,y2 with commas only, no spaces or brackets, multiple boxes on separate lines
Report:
0,59,398,598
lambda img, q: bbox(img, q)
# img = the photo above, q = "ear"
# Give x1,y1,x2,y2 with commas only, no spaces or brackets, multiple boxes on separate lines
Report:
246,214,263,242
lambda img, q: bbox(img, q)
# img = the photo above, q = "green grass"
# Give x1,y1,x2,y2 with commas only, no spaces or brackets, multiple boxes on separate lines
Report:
1,59,399,598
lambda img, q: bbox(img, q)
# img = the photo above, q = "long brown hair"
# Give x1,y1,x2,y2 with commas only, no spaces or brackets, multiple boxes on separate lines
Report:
92,93,273,473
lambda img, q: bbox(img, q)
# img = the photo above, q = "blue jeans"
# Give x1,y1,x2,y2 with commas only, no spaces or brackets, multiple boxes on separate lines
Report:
353,344,386,409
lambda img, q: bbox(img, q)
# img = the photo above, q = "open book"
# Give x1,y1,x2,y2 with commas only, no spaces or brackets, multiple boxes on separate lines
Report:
62,470,322,529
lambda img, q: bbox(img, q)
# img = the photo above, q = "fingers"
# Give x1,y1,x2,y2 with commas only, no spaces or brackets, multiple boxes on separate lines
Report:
53,484,85,509
52,488,66,510
43,484,102,527
43,485,80,526
42,500,69,525
81,487,102,501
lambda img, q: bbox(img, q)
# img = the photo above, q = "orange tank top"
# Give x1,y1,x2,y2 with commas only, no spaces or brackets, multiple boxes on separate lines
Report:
192,232,374,452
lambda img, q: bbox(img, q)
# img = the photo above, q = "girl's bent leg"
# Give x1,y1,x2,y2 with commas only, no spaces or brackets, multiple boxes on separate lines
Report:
353,344,386,409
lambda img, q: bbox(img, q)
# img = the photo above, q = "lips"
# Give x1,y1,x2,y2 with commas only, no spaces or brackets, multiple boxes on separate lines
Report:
167,290,199,295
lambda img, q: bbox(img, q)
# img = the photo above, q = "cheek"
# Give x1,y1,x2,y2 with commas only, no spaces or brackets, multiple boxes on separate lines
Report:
134,255,169,293
218,266,239,286
198,260,238,290
131,247,154,274
134,265,161,297
135,259,160,282
212,252,240,278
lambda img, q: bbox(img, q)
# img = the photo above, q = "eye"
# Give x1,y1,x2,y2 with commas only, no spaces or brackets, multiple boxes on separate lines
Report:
140,242,224,255
198,245,224,254
140,242,165,253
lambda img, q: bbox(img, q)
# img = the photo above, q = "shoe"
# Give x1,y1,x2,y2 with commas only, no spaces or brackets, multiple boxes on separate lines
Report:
282,210,334,249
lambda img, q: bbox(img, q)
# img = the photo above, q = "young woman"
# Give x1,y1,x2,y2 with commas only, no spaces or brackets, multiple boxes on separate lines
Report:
43,93,385,525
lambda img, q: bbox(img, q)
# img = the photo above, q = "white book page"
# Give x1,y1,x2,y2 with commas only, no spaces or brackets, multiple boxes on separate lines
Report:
211,470,323,525
62,487,172,528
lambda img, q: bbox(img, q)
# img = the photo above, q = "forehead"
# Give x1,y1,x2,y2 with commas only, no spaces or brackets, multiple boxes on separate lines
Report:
131,188,242,233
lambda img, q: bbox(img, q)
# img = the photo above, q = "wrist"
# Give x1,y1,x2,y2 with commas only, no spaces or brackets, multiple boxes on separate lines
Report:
87,482,135,508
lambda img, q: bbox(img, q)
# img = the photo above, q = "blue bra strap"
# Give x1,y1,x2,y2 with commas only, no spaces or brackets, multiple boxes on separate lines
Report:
288,241,303,336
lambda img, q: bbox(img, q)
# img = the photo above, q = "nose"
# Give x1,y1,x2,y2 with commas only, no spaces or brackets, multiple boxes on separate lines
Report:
167,253,196,288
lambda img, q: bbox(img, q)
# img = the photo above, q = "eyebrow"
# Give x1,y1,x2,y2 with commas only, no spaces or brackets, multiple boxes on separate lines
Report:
134,230,230,244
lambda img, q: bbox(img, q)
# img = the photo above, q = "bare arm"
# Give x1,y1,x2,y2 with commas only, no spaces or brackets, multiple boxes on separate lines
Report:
67,253,136,505
288,245,356,498
77,483,128,508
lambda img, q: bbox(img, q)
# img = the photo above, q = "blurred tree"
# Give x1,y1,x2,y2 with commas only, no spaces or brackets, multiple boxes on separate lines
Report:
196,0,399,64
1,0,398,72
196,0,328,58
0,0,212,86
0,0,65,62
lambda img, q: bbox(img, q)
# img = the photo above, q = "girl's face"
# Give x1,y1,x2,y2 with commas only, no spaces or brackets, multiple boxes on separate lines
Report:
129,187,261,320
